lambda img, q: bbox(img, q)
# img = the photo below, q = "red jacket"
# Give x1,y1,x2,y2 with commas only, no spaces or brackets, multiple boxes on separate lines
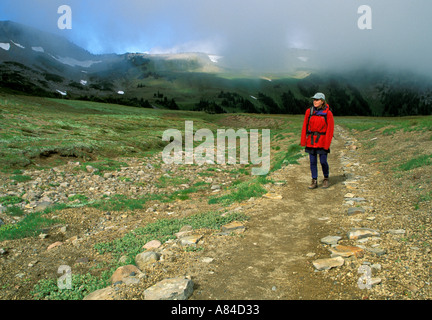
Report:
300,105,334,150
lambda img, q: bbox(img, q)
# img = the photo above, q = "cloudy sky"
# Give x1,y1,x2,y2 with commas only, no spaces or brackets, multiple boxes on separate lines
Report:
1,0,431,73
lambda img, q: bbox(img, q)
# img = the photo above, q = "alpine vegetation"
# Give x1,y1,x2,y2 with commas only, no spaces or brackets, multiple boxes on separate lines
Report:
162,121,270,175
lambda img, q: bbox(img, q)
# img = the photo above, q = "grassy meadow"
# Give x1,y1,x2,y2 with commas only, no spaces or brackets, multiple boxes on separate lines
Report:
1,92,431,299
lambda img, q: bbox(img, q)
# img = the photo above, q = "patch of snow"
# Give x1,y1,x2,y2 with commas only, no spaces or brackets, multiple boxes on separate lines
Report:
0,43,11,51
80,80,87,86
32,47,44,53
208,55,223,63
51,56,102,68
117,91,125,95
56,90,67,96
11,41,25,49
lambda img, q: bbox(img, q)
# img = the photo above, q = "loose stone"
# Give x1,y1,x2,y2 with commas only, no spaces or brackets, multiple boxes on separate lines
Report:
321,236,342,246
347,228,380,240
312,256,345,271
144,277,194,300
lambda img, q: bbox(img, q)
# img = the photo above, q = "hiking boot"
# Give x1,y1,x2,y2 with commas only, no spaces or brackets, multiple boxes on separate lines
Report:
308,179,318,189
322,178,329,189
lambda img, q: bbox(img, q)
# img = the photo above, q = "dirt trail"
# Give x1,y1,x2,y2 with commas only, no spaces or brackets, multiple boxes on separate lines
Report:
191,125,355,300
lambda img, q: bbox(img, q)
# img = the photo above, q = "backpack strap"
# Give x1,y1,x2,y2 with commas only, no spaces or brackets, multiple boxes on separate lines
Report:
307,105,328,133
306,105,330,146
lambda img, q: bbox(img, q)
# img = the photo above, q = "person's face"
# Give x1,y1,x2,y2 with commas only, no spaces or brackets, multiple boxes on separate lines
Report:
313,99,324,108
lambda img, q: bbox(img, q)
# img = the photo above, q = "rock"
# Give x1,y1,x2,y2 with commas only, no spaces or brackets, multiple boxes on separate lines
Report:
28,260,38,267
179,234,203,247
175,225,194,239
34,201,53,211
348,145,358,151
348,207,365,216
175,230,192,239
370,278,382,286
111,265,142,284
144,277,194,300
0,248,7,255
180,225,193,232
313,256,345,271
122,277,141,286
263,193,282,200
347,228,380,240
135,251,160,269
366,247,387,256
86,165,99,173
221,221,246,235
47,241,63,251
202,257,214,263
321,236,342,246
329,245,365,258
143,240,162,250
83,287,115,300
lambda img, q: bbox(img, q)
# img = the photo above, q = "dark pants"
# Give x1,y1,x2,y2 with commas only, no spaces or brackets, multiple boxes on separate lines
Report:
309,153,329,180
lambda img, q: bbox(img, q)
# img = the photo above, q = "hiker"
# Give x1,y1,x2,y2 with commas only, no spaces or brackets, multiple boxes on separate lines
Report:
300,92,335,189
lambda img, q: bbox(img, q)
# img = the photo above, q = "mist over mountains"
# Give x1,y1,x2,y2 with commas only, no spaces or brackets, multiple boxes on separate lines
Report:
1,20,431,117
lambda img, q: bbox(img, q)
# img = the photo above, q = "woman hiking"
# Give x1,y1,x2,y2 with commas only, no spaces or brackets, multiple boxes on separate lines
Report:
300,92,335,189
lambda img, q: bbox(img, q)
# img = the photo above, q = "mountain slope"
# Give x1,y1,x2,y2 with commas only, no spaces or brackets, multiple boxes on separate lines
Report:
1,20,432,116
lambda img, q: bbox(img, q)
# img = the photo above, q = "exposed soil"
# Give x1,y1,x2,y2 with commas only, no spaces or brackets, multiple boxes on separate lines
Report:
1,123,431,300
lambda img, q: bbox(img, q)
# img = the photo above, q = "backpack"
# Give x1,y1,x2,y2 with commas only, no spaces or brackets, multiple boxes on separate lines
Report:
307,105,330,133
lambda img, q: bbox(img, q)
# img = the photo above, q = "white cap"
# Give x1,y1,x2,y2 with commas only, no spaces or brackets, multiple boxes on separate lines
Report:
311,92,326,100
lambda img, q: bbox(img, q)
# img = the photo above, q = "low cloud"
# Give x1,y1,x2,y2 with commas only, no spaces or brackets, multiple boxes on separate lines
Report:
1,0,431,73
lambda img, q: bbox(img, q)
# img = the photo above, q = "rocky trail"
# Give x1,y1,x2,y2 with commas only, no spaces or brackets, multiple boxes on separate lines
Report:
1,124,431,301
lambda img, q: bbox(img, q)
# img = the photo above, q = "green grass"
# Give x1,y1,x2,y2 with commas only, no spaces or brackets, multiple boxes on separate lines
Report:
271,143,304,172
0,95,220,171
4,206,25,216
10,174,33,182
0,195,24,206
414,191,432,210
156,175,190,188
208,178,267,206
78,159,128,174
0,210,59,241
395,154,432,171
338,116,432,133
94,210,248,259
31,271,111,300
90,194,151,212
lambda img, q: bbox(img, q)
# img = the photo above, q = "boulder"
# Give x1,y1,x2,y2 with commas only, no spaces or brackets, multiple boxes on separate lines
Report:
135,251,160,269
312,256,345,271
83,287,115,300
110,265,142,284
144,277,194,300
